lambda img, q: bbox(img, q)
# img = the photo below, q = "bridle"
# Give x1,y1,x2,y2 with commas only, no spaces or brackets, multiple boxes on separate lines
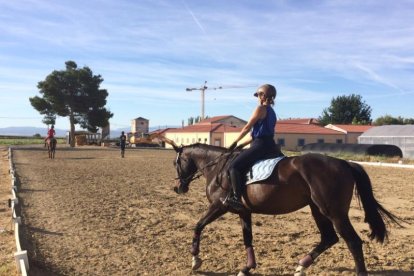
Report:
174,149,204,186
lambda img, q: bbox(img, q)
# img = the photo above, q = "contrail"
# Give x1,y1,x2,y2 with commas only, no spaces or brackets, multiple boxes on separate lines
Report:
182,0,208,36
180,1,226,62
353,62,402,92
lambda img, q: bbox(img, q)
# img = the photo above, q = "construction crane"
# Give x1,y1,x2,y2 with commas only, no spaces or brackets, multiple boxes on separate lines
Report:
186,81,255,120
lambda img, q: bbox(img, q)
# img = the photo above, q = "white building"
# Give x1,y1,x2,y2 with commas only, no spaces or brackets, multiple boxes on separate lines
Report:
358,125,414,159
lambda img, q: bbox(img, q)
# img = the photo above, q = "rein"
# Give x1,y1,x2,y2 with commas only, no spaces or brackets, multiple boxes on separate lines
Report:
175,147,236,184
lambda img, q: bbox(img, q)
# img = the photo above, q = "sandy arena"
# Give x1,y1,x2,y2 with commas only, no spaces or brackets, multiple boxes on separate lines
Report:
7,146,414,275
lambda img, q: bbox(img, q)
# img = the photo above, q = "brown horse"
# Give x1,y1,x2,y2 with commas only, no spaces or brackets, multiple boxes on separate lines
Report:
163,139,401,276
46,138,57,159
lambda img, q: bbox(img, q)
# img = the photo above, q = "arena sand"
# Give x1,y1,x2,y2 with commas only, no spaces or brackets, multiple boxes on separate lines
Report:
3,145,414,275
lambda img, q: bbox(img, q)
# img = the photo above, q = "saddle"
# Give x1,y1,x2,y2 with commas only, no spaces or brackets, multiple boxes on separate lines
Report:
246,156,285,184
218,144,285,186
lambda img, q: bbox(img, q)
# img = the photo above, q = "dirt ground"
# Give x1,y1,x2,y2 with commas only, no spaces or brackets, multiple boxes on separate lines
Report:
2,145,414,275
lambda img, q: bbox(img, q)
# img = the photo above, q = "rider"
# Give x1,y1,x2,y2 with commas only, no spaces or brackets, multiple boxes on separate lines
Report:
120,131,127,158
44,125,56,147
222,84,277,211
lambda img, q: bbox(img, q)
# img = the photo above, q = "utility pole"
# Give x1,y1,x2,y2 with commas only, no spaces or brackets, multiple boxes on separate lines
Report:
185,81,223,120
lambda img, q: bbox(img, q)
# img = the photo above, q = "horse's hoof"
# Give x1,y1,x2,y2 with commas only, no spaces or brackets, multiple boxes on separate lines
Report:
191,256,202,270
238,270,253,276
239,264,255,275
294,265,306,276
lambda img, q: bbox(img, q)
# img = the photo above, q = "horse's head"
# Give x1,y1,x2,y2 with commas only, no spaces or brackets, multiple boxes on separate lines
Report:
173,147,198,194
157,135,197,194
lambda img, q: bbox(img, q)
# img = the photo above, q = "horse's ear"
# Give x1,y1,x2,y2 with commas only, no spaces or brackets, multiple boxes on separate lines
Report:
157,134,180,152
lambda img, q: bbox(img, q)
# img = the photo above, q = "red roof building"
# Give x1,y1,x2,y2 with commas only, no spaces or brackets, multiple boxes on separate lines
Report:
162,116,370,151
324,124,373,143
275,120,345,151
278,118,319,125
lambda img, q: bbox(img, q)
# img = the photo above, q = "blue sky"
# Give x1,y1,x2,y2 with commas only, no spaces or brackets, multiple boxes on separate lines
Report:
1,0,413,131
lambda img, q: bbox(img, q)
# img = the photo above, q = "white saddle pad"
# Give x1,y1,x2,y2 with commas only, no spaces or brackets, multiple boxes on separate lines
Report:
246,156,285,184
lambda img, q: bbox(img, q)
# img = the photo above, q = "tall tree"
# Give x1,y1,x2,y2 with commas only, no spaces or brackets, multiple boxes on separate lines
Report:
318,94,372,125
29,61,113,147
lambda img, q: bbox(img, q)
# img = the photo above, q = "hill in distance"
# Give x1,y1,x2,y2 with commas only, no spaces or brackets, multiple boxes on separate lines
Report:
0,126,180,137
0,126,67,137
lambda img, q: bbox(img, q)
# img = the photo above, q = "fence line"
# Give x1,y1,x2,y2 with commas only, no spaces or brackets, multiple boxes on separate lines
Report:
349,160,414,169
8,147,29,275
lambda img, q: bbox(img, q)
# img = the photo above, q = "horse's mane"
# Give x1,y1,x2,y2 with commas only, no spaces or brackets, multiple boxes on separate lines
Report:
184,143,228,153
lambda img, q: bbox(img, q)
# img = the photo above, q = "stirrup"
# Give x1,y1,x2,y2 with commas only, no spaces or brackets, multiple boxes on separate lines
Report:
227,197,244,211
221,194,244,211
220,193,231,205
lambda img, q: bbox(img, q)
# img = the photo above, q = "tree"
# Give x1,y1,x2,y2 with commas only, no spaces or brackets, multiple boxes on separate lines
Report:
188,115,209,125
404,118,414,124
318,94,372,125
374,115,414,125
42,113,56,126
29,61,113,147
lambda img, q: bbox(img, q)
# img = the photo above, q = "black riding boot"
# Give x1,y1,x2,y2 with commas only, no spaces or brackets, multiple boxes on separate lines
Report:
225,169,245,211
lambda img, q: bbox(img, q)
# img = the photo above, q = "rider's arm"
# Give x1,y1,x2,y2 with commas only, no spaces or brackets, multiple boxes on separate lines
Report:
231,106,266,145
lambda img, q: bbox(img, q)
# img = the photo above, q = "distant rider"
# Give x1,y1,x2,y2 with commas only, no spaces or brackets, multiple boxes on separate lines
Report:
44,125,56,147
120,131,127,158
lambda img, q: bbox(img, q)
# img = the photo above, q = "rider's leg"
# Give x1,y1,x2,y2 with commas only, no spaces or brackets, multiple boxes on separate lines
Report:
225,168,245,211
223,140,265,210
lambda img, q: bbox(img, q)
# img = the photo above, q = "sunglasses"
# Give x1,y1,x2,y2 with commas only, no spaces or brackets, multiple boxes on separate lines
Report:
253,91,265,97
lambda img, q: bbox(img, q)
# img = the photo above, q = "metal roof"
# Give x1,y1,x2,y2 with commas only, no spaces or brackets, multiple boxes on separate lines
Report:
325,124,373,133
360,125,414,137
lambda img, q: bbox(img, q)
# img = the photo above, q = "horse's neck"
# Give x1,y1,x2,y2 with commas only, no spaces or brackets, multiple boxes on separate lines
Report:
191,146,221,164
190,146,227,181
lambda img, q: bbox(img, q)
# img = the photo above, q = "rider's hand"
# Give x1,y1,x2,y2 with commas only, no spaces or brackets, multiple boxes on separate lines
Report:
236,144,245,150
228,142,237,151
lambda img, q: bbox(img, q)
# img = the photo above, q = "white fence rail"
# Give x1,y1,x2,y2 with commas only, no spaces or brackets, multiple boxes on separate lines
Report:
8,147,29,275
349,160,414,169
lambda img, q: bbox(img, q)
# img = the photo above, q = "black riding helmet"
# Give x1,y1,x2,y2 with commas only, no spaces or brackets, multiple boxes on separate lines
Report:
253,84,277,99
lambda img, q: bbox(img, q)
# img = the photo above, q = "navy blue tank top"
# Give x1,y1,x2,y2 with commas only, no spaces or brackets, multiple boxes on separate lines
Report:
251,106,276,139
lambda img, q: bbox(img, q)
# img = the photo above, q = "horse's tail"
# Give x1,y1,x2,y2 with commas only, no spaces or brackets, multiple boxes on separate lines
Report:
348,161,402,243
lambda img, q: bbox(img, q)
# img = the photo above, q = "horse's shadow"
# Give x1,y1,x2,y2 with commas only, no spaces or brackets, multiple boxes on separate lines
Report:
19,188,48,193
368,271,414,276
194,272,229,276
26,226,64,237
194,271,290,276
194,269,414,276
64,157,96,160
331,267,414,276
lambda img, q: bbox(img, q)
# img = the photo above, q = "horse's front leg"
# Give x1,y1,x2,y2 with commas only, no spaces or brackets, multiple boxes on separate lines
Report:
238,212,256,276
191,201,227,270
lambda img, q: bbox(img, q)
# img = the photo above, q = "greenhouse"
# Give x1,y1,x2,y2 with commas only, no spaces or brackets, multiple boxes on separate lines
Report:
358,125,414,159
